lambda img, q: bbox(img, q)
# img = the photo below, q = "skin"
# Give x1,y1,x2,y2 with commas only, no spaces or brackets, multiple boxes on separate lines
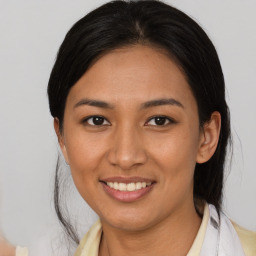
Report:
55,45,221,256
0,235,15,256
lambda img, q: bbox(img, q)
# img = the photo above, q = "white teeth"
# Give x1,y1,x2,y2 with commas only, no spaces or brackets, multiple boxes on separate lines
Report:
113,182,119,190
119,183,126,191
127,183,136,191
106,182,152,191
136,182,142,190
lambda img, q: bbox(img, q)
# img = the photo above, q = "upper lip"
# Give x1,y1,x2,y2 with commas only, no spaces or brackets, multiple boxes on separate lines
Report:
100,176,155,184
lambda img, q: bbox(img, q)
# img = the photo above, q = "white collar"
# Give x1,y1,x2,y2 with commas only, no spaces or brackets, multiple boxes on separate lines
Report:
75,204,245,256
200,204,245,256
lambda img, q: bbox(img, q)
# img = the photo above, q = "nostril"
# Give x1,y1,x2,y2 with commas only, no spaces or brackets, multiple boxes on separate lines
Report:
107,146,148,170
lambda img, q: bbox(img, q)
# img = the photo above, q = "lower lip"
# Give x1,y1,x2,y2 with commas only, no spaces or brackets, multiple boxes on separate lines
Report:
101,182,155,202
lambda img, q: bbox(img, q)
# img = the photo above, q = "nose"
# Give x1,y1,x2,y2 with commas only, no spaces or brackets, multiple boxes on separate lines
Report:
107,125,147,170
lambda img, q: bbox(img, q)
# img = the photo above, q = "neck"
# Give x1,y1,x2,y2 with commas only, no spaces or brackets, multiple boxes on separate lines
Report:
99,200,202,256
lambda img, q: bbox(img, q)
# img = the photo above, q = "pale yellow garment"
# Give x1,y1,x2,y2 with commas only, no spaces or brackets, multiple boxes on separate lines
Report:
15,246,29,256
74,204,256,256
16,204,256,256
75,204,210,256
186,202,209,256
232,221,256,256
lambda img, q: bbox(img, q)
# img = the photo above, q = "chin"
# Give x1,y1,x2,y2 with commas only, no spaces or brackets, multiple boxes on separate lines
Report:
101,209,163,232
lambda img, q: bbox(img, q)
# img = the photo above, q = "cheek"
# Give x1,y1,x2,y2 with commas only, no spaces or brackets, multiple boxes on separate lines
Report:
148,126,199,179
147,128,199,210
64,129,107,186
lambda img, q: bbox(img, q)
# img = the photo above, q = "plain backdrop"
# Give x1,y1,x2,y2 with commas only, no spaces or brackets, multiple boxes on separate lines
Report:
0,0,255,253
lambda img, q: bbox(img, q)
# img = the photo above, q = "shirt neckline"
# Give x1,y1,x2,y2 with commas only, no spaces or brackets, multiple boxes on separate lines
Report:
75,203,210,256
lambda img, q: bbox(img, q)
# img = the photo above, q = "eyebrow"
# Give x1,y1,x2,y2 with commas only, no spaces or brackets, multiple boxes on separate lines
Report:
74,99,115,109
73,98,184,110
140,98,184,109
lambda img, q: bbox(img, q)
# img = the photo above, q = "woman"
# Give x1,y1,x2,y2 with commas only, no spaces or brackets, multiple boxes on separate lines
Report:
12,0,256,255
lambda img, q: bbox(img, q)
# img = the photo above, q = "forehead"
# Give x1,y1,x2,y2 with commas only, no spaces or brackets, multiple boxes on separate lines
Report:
67,45,196,109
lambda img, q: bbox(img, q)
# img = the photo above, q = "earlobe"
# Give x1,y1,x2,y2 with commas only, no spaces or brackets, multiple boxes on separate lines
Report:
53,118,70,164
196,111,221,164
54,118,63,146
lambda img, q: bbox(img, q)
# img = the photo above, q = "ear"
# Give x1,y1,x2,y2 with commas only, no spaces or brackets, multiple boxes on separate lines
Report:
54,118,70,165
196,111,221,164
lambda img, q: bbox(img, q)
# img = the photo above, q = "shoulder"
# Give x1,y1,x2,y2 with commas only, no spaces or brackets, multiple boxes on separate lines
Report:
231,221,256,256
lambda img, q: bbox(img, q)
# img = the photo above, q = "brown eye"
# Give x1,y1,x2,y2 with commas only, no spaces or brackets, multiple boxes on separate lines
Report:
146,116,173,126
84,116,110,126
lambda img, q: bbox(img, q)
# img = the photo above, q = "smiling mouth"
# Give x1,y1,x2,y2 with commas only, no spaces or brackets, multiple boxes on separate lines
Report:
105,181,152,192
100,177,155,202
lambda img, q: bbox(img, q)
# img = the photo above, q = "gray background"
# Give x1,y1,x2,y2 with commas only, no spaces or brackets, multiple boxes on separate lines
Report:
0,0,255,252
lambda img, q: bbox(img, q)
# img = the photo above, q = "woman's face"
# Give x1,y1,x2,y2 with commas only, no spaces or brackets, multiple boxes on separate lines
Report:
58,45,206,231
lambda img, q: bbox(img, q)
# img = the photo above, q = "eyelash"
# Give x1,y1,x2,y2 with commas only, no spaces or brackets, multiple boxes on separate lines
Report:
145,115,175,126
82,115,175,127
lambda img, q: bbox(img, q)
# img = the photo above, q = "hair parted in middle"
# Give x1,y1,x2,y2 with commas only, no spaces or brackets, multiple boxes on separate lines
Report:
48,0,231,244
